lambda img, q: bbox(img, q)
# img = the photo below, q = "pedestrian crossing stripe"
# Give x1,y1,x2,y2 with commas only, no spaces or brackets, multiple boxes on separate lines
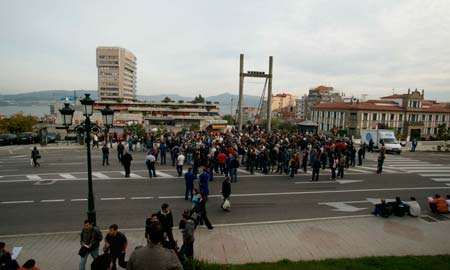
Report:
26,175,42,180
431,178,450,182
408,169,450,173
357,166,397,173
119,172,143,178
92,173,109,178
237,168,264,176
59,174,76,179
419,174,450,177
154,171,173,178
347,168,371,173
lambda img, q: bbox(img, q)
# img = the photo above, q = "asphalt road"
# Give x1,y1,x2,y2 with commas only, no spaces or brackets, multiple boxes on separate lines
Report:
1,143,449,235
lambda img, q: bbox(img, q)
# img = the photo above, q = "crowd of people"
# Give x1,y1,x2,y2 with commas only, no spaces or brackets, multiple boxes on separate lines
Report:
79,199,211,270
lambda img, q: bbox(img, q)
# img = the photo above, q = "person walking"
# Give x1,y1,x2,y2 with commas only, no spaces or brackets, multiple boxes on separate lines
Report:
101,144,109,166
145,152,156,178
330,153,338,180
176,152,185,177
229,155,239,183
79,220,102,270
312,156,321,181
376,143,386,174
179,211,195,259
92,134,99,149
221,176,231,211
157,203,175,245
184,167,195,201
358,146,364,166
117,141,124,164
337,154,345,179
122,150,133,178
196,192,214,230
411,139,417,152
199,168,209,200
31,146,41,167
302,149,308,173
104,224,127,270
159,141,167,165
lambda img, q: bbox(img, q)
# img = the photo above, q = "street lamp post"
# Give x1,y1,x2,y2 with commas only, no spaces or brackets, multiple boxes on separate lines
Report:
59,103,75,140
101,105,114,147
80,94,97,225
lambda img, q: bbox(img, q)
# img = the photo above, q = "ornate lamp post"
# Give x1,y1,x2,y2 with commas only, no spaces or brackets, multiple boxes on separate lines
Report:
80,94,97,225
100,105,114,147
59,103,75,139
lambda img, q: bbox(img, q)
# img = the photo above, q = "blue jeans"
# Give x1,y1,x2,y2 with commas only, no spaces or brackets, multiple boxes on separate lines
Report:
160,152,166,165
79,247,98,270
230,168,237,182
176,165,183,176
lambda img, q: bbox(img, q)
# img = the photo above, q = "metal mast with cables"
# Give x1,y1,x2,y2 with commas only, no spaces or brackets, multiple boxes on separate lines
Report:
237,54,273,131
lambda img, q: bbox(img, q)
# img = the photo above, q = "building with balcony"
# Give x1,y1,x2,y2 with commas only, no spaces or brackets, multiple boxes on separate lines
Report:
97,47,137,101
311,89,450,140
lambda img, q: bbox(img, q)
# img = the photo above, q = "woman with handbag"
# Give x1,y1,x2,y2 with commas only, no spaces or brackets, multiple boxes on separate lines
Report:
31,146,41,167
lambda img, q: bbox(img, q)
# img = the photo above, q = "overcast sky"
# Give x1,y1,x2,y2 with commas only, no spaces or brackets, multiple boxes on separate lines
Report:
0,0,449,101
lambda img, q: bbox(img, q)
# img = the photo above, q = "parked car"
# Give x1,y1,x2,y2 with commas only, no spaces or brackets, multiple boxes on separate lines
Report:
0,134,18,145
19,132,39,144
47,131,60,143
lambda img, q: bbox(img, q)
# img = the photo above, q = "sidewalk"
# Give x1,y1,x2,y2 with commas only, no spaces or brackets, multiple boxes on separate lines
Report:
1,215,450,270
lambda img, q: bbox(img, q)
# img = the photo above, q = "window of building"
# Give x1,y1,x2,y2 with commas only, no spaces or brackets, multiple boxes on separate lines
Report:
443,115,446,122
372,113,377,121
422,114,426,121
427,128,431,135
399,114,403,121
363,113,368,121
327,111,330,117
381,113,386,121
333,111,337,118
348,128,356,136
435,115,439,121
397,127,402,134
412,101,417,108
350,112,357,121
390,114,395,121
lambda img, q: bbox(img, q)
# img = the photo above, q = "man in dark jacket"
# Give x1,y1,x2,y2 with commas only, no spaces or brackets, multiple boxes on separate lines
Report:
104,224,127,270
312,156,321,181
79,219,102,270
156,203,175,245
221,176,231,211
184,167,195,200
122,150,133,177
117,141,124,164
102,144,109,166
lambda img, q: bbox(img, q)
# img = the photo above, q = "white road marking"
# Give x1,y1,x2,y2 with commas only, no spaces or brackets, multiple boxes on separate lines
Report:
295,180,364,184
347,168,372,173
100,197,126,201
419,174,450,177
41,199,65,203
92,173,109,178
71,198,87,202
318,202,368,212
130,196,154,200
431,178,450,182
49,162,83,165
1,200,34,204
238,168,264,176
34,180,57,185
0,170,18,172
358,166,396,173
60,174,77,179
26,175,42,180
120,172,144,178
408,169,450,173
154,171,174,178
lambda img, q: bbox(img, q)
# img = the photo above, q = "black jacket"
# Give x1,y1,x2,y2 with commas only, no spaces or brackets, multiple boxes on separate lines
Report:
222,180,231,198
122,153,133,165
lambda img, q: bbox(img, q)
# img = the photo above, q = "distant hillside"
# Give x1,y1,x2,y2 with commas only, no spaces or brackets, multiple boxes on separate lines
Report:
0,90,262,114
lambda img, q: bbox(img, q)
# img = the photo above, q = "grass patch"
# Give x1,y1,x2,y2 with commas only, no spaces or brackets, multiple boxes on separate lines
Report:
182,255,450,270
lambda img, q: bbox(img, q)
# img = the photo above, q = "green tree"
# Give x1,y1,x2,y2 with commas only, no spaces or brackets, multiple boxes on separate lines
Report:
222,114,234,125
192,94,205,103
190,123,200,131
278,120,295,131
0,113,38,134
437,123,448,140
161,96,173,103
126,123,146,137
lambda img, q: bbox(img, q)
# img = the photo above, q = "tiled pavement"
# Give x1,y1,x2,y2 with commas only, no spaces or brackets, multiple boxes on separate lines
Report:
1,215,450,270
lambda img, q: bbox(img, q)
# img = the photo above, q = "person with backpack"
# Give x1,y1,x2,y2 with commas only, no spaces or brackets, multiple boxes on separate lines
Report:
78,219,102,270
31,146,41,167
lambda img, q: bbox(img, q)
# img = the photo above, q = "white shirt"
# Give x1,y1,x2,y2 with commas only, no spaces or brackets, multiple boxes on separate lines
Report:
145,154,156,163
177,154,185,166
446,199,450,212
404,201,421,217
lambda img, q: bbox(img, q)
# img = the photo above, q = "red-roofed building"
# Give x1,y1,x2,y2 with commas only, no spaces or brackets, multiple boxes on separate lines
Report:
304,85,343,119
311,89,450,139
